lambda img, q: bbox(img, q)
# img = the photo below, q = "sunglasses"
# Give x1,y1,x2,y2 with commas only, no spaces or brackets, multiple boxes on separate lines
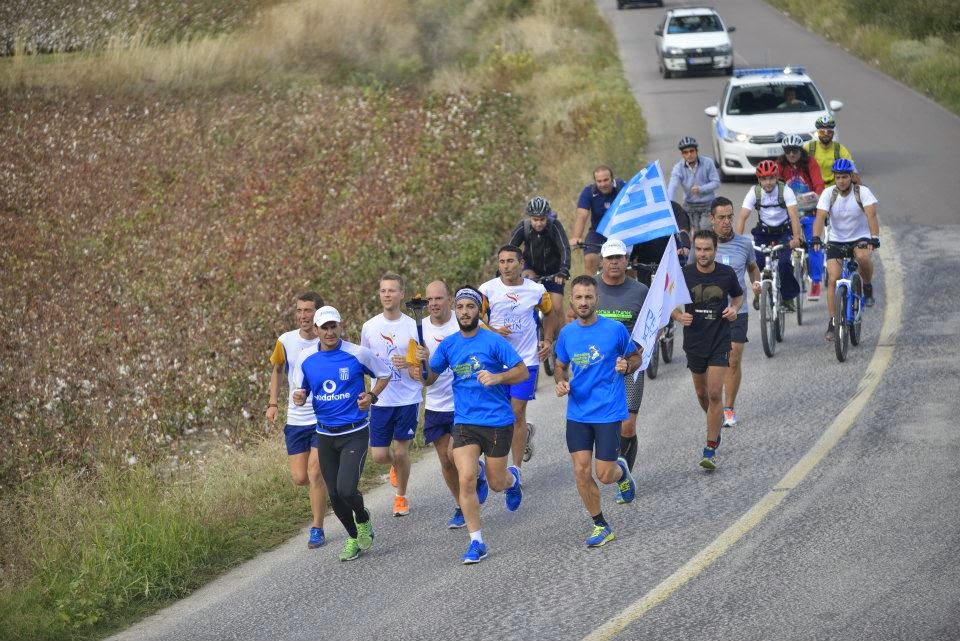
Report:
784,147,801,154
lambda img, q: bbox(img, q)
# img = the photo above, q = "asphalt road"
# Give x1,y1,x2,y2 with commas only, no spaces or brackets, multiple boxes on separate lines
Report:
110,1,960,640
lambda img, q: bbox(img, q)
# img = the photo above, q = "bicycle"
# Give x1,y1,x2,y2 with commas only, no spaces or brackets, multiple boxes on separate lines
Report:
630,260,676,380
828,241,867,362
753,243,787,358
791,243,807,326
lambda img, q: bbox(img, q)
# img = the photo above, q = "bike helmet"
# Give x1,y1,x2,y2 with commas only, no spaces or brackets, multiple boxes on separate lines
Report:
755,159,780,178
677,136,698,151
831,158,856,174
781,133,804,149
815,115,836,129
525,196,552,217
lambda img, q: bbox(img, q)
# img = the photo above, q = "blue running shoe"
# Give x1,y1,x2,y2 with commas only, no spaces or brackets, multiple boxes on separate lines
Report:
615,489,625,505
447,507,466,529
505,465,523,512
615,457,636,503
585,524,615,547
476,459,489,505
699,447,718,470
308,527,325,549
462,540,488,564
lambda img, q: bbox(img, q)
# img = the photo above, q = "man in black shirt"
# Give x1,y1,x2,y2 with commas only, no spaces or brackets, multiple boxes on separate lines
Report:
671,230,743,470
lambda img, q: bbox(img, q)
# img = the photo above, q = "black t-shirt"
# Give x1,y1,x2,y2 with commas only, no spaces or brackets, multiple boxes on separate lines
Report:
681,262,744,357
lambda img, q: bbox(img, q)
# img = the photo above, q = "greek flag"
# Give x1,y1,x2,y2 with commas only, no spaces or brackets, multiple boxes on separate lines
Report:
630,235,691,373
596,160,678,245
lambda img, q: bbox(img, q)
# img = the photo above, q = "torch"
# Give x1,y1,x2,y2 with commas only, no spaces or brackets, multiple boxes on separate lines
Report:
404,293,429,380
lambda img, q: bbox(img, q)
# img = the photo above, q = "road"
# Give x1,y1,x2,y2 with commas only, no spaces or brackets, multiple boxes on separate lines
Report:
110,1,960,639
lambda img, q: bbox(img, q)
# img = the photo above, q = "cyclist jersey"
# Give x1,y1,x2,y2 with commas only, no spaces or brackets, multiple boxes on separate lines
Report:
715,234,756,315
291,340,391,435
779,156,825,195
507,218,572,278
742,183,797,227
270,330,321,426
479,277,551,368
554,316,636,424
429,329,523,428
577,179,626,230
360,313,424,407
422,314,460,413
807,140,854,186
818,185,877,243
666,156,721,206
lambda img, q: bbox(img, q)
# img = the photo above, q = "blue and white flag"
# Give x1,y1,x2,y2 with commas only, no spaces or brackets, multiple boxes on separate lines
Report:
596,160,678,246
630,235,691,373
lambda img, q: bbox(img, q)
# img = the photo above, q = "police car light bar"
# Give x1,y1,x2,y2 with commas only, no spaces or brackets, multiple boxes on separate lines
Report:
733,66,806,78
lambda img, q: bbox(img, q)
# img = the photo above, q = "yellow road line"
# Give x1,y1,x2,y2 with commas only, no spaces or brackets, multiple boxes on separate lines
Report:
582,230,904,641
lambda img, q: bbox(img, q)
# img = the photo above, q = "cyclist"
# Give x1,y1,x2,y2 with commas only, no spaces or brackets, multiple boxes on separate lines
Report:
666,137,721,234
810,158,880,340
508,196,571,341
735,159,803,312
629,201,692,281
808,115,859,187
570,165,626,276
778,134,826,300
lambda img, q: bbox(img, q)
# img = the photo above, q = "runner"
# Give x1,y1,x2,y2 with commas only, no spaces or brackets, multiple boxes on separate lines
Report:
292,306,391,561
479,245,552,475
554,275,640,547
266,291,329,549
360,274,423,517
671,230,744,470
414,287,528,564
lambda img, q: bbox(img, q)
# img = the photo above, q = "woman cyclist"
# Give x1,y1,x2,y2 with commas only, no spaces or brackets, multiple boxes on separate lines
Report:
777,134,825,299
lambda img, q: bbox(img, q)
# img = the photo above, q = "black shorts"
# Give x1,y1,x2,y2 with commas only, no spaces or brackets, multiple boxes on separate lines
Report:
452,424,513,458
826,238,870,261
731,314,748,344
686,350,729,374
584,229,607,255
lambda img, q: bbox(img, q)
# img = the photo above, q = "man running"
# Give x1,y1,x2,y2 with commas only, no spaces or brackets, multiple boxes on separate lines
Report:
555,275,639,547
672,231,744,470
569,165,626,276
266,291,329,549
594,238,648,490
361,274,423,517
292,306,391,562
710,198,761,429
414,287,528,564
479,245,552,474
666,136,721,233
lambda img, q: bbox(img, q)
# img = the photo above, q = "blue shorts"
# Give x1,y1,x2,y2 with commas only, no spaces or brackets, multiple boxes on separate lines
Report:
423,409,454,445
284,424,319,455
565,419,621,462
509,365,538,401
370,403,420,448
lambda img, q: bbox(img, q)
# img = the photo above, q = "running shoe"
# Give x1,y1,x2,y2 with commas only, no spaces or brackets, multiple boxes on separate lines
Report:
339,537,360,562
447,507,466,529
825,320,835,342
476,459,489,505
615,457,636,504
505,465,523,512
355,518,374,551
393,495,410,517
864,283,875,307
615,489,625,505
699,447,718,471
722,407,737,428
585,524,615,548
389,465,398,488
523,423,536,462
308,526,325,549
462,540,488,564
808,281,822,300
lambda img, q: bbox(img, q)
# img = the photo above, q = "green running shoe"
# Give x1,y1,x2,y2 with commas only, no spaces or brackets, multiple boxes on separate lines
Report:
339,537,360,562
356,518,374,551
585,524,615,547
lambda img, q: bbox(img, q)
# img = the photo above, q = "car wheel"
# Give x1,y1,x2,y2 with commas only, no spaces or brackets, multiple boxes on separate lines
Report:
724,66,734,76
617,0,624,8
714,142,731,182
656,0,664,6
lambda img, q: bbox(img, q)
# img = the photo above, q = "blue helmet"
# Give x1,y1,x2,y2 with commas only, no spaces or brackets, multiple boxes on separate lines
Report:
831,158,856,174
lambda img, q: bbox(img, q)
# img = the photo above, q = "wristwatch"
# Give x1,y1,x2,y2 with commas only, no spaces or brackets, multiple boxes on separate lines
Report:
367,392,379,404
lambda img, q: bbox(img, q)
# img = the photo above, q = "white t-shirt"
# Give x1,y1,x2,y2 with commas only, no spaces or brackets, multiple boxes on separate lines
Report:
479,277,551,367
423,314,460,412
742,183,797,227
818,185,877,243
270,330,320,426
360,313,424,407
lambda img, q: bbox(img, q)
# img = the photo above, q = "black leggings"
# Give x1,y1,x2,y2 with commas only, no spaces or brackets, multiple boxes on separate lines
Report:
316,427,370,539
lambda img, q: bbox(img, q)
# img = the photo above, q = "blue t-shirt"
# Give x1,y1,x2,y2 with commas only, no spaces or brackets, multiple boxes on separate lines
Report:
577,179,625,230
555,316,637,423
292,340,392,436
429,329,524,428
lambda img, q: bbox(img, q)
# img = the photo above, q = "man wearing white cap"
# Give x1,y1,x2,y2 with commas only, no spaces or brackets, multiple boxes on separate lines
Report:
292,306,392,562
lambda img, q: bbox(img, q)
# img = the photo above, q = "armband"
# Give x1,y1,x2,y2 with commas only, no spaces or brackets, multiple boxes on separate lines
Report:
267,403,278,408
869,237,880,249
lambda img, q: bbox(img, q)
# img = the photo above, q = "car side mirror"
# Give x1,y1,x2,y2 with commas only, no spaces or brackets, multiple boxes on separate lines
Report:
704,105,719,118
829,100,844,111
727,25,736,32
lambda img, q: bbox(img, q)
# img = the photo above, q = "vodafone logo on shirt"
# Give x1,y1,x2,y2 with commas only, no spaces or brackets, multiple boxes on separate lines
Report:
318,379,351,402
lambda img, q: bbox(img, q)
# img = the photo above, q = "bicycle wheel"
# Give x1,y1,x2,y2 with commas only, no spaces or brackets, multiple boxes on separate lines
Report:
646,336,660,379
759,281,776,358
834,284,849,362
661,321,675,363
794,253,805,326
850,272,863,346
775,295,786,343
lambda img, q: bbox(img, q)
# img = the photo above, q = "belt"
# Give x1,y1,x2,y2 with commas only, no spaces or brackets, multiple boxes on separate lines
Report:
317,420,369,434
757,222,789,235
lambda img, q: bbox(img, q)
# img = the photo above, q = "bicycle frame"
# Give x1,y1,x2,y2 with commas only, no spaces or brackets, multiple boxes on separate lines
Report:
753,243,785,308
836,257,864,326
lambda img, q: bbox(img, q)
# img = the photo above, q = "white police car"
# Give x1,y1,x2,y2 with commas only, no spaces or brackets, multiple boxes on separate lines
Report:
703,66,844,180
654,7,735,78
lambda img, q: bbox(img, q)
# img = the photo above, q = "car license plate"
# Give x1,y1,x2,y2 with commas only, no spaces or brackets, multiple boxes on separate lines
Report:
687,57,711,65
765,146,782,156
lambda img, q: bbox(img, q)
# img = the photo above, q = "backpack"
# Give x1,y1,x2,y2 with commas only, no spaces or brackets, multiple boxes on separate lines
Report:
827,184,864,213
808,140,840,161
753,181,786,212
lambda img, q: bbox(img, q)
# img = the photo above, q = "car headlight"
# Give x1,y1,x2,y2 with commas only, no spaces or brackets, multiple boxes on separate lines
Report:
666,47,684,56
714,44,732,54
723,128,750,143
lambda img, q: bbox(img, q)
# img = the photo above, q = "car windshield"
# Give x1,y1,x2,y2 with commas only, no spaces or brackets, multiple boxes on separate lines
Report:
666,14,723,33
726,82,825,115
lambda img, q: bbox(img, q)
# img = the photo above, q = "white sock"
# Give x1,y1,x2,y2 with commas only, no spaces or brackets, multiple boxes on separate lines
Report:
469,530,483,543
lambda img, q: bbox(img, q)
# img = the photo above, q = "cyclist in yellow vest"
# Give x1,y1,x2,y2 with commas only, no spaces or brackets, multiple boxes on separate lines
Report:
808,115,859,187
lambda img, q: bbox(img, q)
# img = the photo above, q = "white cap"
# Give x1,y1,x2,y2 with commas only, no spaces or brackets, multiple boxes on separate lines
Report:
600,238,628,257
313,306,342,327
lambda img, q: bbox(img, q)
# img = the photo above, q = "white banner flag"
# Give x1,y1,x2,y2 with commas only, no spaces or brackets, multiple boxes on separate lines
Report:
631,235,691,372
